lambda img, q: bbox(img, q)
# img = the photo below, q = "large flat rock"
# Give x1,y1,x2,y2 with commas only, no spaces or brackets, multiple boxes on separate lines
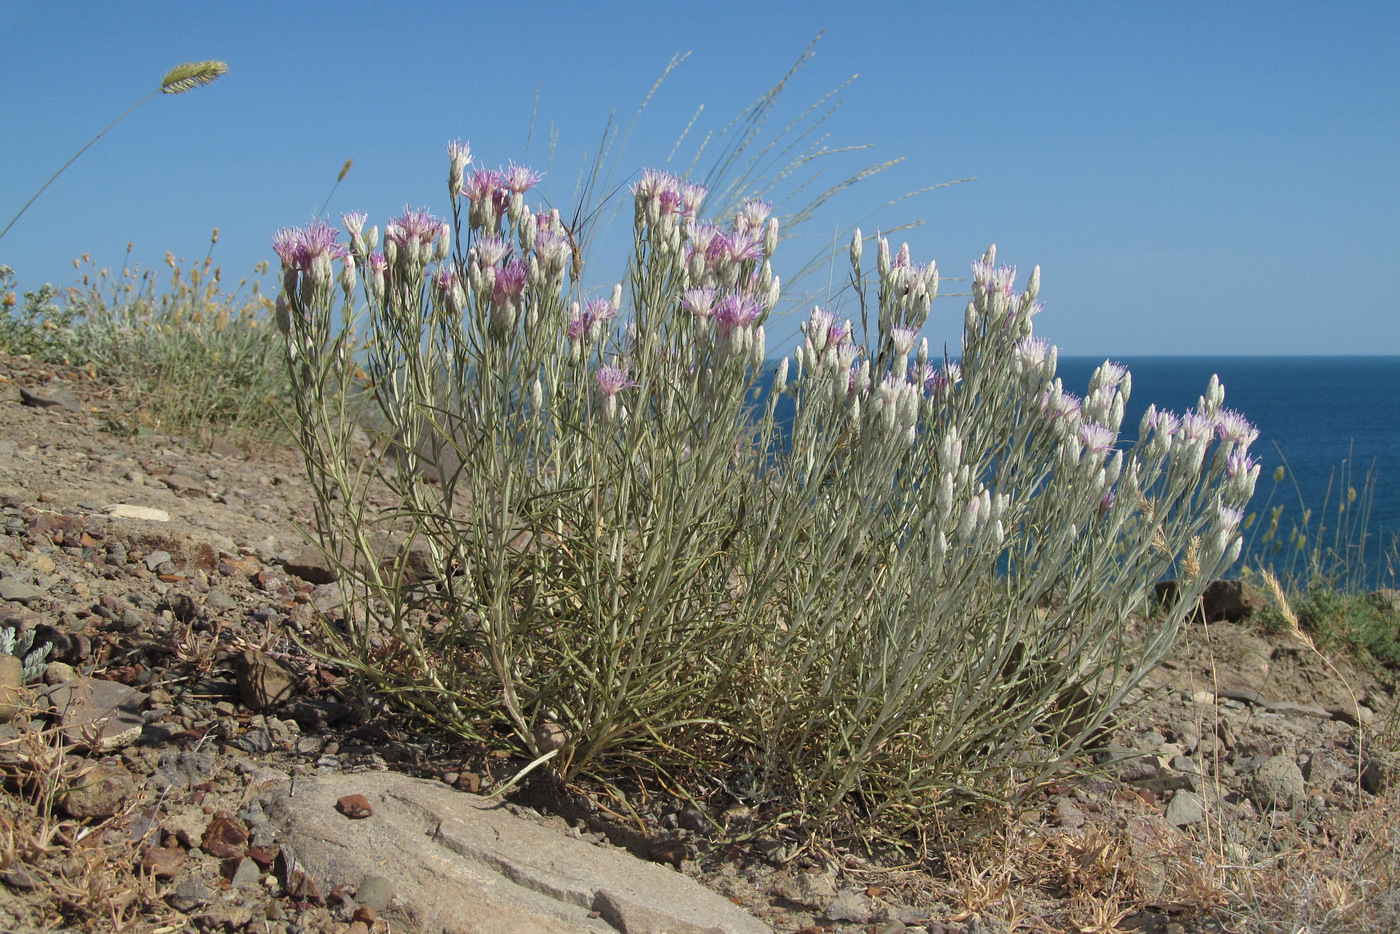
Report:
262,770,769,934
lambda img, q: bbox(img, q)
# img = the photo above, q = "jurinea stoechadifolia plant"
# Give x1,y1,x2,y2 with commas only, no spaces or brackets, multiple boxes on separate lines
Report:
273,139,1260,831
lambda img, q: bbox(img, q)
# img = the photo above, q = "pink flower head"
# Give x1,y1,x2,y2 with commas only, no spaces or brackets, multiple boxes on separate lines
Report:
805,307,844,353
463,168,502,203
434,266,458,293
971,259,1017,297
272,221,348,271
341,211,368,240
680,182,707,219
1015,337,1050,369
502,162,542,194
1097,361,1129,388
1180,411,1216,442
1080,422,1116,454
688,223,724,260
491,259,528,305
711,293,761,336
923,361,962,397
567,298,616,343
1145,405,1179,437
888,260,930,298
723,228,763,265
533,228,570,271
386,208,445,252
1226,449,1257,479
473,236,511,267
1215,409,1259,446
739,198,772,231
656,185,685,218
1218,505,1244,534
889,327,918,357
682,288,718,320
1099,490,1116,516
633,168,681,203
595,364,635,398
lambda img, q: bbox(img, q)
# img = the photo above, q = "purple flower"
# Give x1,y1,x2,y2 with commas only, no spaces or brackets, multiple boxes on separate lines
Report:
1218,505,1244,534
463,169,501,204
1079,422,1116,454
1180,411,1216,442
595,364,635,398
1097,361,1129,388
502,162,542,194
723,228,763,264
711,293,761,336
889,327,918,357
491,260,528,305
923,361,962,397
1215,409,1259,446
739,198,772,230
386,208,446,253
680,182,707,219
1099,490,1116,516
272,221,348,271
473,236,511,267
688,223,724,259
682,288,718,320
1015,337,1050,369
533,228,570,272
1226,449,1257,479
1144,405,1180,437
971,260,1016,297
434,266,459,293
368,251,387,275
567,298,616,343
633,168,681,202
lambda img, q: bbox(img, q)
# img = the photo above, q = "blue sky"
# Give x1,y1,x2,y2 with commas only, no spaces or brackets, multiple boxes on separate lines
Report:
2,1,1397,356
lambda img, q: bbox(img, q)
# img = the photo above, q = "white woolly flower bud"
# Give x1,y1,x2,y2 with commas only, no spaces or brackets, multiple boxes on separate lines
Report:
850,228,863,273
275,296,290,335
751,326,766,370
964,301,978,332
611,283,623,312
529,378,544,414
877,237,891,278
937,472,955,519
774,356,789,395
340,259,357,299
957,497,980,542
766,275,781,311
764,217,779,257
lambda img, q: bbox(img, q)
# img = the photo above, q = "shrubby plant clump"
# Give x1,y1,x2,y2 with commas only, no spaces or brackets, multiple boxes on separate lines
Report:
274,141,1259,833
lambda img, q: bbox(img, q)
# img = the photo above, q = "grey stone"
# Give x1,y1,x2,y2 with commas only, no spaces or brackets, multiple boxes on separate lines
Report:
1165,790,1206,827
60,761,136,820
205,588,237,611
1252,755,1306,810
237,650,298,710
229,857,261,889
144,550,173,571
823,889,872,923
0,655,23,723
19,385,82,412
355,875,394,911
263,771,769,934
772,867,838,910
170,874,212,911
40,678,145,750
0,577,46,605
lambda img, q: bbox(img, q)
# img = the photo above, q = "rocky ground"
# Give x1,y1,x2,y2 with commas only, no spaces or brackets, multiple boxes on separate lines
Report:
0,351,1397,934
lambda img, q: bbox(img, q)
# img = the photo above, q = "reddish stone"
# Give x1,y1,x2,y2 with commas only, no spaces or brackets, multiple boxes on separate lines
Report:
141,844,186,879
336,794,373,819
201,812,249,859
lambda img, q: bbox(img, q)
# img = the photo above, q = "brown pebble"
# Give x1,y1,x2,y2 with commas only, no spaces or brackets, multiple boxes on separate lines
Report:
456,771,481,793
352,906,377,925
344,922,370,934
336,793,373,819
200,812,249,859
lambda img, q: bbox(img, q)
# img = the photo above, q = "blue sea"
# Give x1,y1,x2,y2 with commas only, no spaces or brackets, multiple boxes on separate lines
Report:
1055,356,1400,584
762,356,1400,586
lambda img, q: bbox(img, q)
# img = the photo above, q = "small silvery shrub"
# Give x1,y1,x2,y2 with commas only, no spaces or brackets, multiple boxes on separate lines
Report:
0,626,52,683
275,141,1259,833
